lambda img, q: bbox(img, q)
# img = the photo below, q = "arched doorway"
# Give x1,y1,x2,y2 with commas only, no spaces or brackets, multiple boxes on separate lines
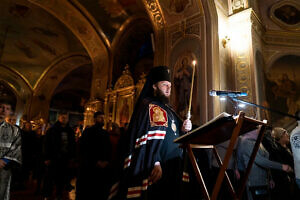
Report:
49,64,92,128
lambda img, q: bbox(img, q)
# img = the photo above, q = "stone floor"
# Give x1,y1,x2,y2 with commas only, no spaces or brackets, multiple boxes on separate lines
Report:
10,178,76,200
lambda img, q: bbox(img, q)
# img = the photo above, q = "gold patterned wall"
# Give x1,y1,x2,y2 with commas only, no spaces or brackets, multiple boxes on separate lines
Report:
100,65,146,130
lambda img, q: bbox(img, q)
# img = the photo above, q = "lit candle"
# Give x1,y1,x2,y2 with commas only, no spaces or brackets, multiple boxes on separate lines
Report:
187,60,196,120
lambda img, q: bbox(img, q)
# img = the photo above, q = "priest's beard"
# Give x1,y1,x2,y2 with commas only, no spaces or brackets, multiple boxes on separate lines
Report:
154,88,170,104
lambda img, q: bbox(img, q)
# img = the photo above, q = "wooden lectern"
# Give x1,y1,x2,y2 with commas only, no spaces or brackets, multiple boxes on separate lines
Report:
174,111,267,200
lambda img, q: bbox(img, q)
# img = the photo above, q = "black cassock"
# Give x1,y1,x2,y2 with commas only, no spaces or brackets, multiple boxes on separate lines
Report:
111,97,185,200
76,124,112,200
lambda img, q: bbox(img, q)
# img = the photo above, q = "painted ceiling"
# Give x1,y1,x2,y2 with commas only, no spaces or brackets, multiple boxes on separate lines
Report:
0,0,85,87
77,0,140,42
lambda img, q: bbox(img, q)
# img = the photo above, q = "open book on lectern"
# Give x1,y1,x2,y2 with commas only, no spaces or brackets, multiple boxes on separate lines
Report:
174,112,258,145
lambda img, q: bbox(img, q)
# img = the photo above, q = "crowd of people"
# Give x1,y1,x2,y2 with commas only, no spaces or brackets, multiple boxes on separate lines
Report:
0,65,299,200
0,105,123,200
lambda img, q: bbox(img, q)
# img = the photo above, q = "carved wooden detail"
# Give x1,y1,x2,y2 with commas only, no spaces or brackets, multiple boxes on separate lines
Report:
114,65,134,90
144,0,165,28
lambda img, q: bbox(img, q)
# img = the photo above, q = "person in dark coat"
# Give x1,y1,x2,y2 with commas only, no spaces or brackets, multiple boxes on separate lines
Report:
110,66,192,200
270,127,295,200
20,122,38,185
76,111,112,200
42,111,76,200
237,128,293,200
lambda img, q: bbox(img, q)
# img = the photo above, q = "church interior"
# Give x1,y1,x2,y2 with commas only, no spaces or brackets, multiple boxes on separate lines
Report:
0,0,300,199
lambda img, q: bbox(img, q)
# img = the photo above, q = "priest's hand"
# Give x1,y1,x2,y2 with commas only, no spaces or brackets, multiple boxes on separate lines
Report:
182,119,192,132
44,160,51,166
282,164,293,173
0,159,6,169
96,160,109,168
149,162,162,183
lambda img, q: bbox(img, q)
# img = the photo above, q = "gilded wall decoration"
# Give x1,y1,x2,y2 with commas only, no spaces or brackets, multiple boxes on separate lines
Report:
114,65,134,89
103,66,136,129
234,51,254,116
144,0,164,27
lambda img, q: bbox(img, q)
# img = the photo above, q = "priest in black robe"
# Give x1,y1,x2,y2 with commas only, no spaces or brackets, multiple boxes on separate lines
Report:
111,66,192,200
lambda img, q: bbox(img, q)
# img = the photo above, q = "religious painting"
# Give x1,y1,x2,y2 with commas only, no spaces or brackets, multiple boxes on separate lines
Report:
160,0,192,14
173,53,195,118
274,5,300,25
269,1,300,31
265,55,300,128
118,97,130,127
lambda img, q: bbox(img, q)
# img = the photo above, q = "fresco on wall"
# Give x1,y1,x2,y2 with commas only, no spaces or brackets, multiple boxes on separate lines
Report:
172,52,196,119
0,0,84,88
77,0,135,42
169,0,191,14
160,0,192,15
265,55,300,128
159,0,200,32
274,5,300,25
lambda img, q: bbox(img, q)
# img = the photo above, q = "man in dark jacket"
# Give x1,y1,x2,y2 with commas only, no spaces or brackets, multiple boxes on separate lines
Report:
42,111,76,200
76,111,112,200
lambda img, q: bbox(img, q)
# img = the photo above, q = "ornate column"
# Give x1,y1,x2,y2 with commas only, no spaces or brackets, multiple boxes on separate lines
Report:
228,8,256,116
